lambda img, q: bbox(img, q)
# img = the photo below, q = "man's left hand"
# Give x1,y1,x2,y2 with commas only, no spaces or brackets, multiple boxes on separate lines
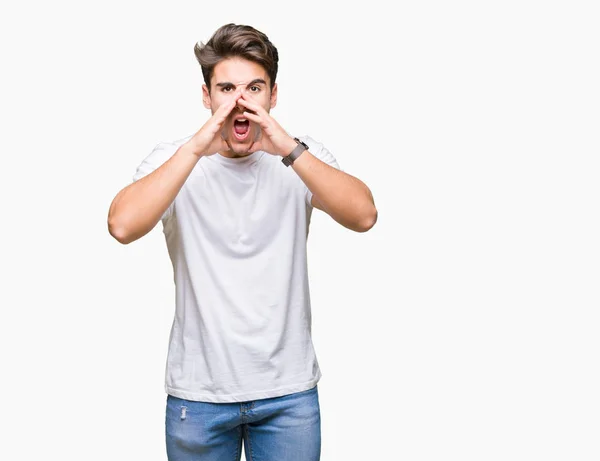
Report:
237,95,298,157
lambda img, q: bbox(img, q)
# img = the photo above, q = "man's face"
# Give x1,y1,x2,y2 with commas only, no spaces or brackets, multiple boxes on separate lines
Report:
202,57,277,157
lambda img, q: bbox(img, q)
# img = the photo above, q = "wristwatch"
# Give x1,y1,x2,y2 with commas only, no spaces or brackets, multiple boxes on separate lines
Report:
281,138,308,167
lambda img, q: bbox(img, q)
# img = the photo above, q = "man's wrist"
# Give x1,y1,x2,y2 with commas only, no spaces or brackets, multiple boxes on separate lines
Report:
281,137,309,167
184,139,207,158
280,137,301,157
181,140,206,160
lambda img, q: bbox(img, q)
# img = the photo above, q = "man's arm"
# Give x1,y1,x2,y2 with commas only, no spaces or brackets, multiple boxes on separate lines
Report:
107,142,200,244
234,95,377,233
107,91,244,245
292,149,378,233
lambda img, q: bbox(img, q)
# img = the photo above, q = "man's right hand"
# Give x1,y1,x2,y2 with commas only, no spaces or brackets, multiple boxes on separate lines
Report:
187,89,242,157
107,91,244,244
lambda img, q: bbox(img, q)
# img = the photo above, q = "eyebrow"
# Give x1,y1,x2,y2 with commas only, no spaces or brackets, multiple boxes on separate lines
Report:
215,78,267,89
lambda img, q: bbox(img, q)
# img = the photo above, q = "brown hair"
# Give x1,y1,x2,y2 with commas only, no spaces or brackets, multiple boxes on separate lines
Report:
194,23,279,92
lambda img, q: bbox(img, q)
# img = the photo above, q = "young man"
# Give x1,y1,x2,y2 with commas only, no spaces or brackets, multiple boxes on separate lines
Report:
108,23,377,461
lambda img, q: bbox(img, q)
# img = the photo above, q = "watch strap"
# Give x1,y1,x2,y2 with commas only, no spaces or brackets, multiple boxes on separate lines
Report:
282,138,308,167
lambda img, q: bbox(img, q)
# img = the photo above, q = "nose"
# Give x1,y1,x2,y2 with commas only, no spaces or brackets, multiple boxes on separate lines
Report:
231,88,247,111
234,102,245,114
236,90,252,112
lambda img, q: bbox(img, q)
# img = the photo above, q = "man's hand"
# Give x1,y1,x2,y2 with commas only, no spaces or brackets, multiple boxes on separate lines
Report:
237,95,298,157
188,89,244,157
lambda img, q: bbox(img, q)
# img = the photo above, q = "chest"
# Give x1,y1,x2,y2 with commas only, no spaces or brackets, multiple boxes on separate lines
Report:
173,159,307,249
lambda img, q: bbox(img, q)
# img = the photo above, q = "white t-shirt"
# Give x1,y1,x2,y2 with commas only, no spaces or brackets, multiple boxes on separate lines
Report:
132,133,341,402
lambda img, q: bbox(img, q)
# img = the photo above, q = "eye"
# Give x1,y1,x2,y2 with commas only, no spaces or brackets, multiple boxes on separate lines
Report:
222,86,234,92
249,85,261,92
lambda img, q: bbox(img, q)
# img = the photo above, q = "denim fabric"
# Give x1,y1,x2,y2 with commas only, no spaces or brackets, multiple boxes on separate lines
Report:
165,385,321,461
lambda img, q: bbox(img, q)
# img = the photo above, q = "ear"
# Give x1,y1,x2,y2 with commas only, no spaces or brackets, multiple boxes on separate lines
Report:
202,84,211,109
270,83,278,109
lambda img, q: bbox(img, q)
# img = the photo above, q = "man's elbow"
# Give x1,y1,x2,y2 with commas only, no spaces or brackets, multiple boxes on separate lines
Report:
107,214,140,245
108,219,132,245
355,207,378,233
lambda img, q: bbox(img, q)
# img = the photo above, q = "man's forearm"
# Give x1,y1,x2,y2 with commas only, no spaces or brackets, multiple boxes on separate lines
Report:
291,150,377,232
107,142,201,244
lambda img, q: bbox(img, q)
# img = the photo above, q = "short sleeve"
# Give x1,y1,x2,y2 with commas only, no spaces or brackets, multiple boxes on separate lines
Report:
297,135,343,207
132,141,178,221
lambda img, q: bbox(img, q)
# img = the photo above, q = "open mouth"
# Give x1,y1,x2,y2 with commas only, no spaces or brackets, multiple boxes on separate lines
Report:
233,118,251,140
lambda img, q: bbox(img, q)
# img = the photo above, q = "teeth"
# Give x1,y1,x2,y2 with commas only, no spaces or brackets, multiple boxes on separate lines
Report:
236,118,247,122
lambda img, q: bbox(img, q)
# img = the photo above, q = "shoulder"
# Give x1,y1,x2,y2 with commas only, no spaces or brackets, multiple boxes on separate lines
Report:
172,133,195,147
160,133,195,155
147,134,194,162
133,134,195,182
295,135,325,154
293,134,341,170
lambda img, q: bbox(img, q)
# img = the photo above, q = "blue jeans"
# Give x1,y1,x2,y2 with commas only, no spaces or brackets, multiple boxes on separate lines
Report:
165,385,321,461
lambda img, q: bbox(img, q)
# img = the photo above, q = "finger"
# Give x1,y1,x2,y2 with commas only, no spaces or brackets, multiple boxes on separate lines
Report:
214,90,243,121
242,110,263,126
221,95,242,118
211,104,234,128
211,107,235,133
237,96,265,115
242,108,262,125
